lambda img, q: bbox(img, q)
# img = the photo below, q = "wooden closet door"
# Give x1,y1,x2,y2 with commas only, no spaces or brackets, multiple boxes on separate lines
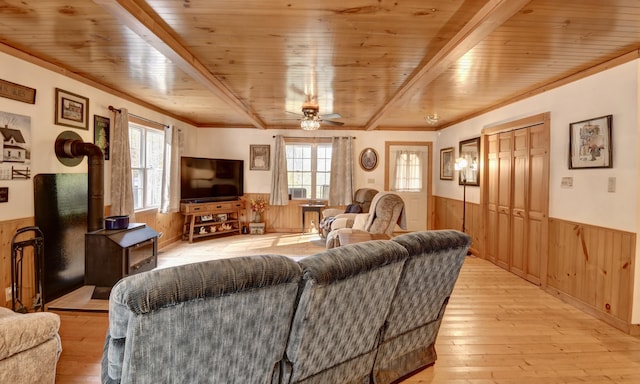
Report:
526,124,549,285
486,134,499,264
510,129,528,278
481,113,550,286
496,132,512,270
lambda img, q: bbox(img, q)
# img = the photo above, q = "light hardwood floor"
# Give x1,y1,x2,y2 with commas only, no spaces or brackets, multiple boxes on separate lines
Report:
53,235,640,383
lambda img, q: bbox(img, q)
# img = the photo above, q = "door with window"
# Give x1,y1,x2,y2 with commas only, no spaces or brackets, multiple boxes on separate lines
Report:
385,142,432,231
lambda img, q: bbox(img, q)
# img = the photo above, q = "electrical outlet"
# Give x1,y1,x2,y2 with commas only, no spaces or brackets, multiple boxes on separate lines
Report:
5,286,12,302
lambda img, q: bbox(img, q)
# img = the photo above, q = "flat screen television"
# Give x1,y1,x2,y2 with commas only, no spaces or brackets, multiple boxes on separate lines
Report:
180,156,244,203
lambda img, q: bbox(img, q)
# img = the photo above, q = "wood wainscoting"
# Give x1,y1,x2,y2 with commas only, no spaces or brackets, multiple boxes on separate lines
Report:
0,195,334,310
433,195,482,256
0,217,36,309
0,210,182,310
434,195,639,334
242,193,343,234
547,217,637,333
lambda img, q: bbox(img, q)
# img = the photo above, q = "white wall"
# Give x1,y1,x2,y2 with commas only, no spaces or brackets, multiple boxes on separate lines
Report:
435,60,639,233
0,51,196,221
436,59,640,323
189,128,438,195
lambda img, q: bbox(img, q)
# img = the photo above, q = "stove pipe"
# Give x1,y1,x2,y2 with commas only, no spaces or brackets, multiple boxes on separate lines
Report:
55,139,105,232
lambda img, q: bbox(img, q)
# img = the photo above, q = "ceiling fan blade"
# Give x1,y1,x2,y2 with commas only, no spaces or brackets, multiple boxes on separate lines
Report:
289,84,306,96
286,111,303,117
321,119,344,126
320,113,342,119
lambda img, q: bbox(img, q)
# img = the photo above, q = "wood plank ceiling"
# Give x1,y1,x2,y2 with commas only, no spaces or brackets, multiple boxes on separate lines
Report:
1,0,640,131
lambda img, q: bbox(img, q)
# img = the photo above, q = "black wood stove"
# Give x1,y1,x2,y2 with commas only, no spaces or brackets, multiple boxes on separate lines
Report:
85,223,158,299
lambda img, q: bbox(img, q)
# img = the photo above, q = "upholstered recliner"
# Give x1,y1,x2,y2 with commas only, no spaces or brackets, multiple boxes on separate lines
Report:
0,307,62,384
319,188,378,238
325,192,406,248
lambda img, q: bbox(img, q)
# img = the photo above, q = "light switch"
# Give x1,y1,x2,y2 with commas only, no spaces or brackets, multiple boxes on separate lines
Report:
608,177,616,193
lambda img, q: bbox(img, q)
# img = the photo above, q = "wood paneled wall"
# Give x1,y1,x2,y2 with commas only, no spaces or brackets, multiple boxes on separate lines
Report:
433,195,482,255
0,209,183,309
0,217,36,309
434,195,638,333
0,195,335,309
547,218,636,332
242,193,341,234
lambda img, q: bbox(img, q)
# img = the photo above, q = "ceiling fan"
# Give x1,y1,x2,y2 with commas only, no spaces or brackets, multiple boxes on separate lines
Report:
286,95,344,130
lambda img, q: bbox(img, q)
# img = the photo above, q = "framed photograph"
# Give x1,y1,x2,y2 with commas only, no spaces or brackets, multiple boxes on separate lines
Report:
217,213,228,222
93,115,110,160
440,147,454,180
55,88,89,130
459,137,480,186
569,114,612,169
359,147,378,171
250,144,270,170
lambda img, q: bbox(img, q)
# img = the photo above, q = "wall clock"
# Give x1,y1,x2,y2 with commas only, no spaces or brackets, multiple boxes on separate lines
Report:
359,148,378,171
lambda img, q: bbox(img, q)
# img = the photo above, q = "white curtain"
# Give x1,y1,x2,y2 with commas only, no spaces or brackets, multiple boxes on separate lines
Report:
160,124,181,213
329,136,354,205
110,108,136,219
393,150,423,191
269,135,289,205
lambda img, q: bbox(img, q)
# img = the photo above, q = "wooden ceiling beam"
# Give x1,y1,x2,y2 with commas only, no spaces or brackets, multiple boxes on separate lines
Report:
93,0,266,129
364,0,531,131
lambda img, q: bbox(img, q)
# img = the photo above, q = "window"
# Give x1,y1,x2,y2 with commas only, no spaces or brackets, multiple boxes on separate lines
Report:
393,150,423,192
129,123,165,210
286,141,332,200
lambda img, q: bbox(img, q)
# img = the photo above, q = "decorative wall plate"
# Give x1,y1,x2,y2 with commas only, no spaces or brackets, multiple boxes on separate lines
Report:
359,147,378,171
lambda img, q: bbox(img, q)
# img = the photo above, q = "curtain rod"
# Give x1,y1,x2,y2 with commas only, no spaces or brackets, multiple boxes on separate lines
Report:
109,106,169,128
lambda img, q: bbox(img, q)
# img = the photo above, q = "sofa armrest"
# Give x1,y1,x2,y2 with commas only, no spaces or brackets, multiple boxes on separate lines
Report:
0,307,60,360
330,217,354,230
322,208,344,219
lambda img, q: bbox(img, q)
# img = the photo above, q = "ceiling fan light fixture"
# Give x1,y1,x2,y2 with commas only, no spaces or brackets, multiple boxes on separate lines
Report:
424,113,439,125
300,118,320,130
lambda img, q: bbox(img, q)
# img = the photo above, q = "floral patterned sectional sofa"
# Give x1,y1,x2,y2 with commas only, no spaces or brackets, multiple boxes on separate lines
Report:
101,230,471,384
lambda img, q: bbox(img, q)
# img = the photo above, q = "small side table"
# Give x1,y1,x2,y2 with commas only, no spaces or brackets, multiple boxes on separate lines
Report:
299,204,326,233
249,222,265,235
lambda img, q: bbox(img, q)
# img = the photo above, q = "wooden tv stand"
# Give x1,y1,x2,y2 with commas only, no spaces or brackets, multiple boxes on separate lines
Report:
181,199,245,243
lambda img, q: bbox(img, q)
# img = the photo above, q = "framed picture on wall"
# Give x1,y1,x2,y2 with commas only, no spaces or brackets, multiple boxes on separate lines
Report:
569,114,612,169
459,137,480,186
440,147,454,180
55,88,89,130
93,115,110,160
250,144,270,170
